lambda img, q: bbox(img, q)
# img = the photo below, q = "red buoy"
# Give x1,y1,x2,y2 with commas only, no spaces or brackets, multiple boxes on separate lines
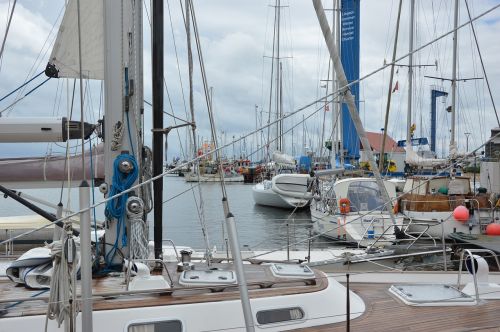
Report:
486,223,500,236
453,205,469,222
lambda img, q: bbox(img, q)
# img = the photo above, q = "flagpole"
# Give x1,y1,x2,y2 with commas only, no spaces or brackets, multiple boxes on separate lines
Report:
379,0,403,173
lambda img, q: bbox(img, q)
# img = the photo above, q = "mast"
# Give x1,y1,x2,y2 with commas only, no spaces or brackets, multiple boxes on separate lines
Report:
379,0,403,172
186,0,198,167
254,104,258,161
450,0,459,155
79,180,92,331
406,0,415,145
103,0,142,264
336,0,343,166
76,0,92,329
152,0,164,261
275,0,282,152
279,62,283,152
313,0,397,223
330,0,336,168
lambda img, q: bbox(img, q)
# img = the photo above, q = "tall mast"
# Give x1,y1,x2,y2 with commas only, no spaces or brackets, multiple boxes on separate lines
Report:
152,0,164,260
103,0,142,264
450,0,459,155
336,0,343,166
406,0,415,145
275,0,281,152
330,0,335,168
279,62,283,152
302,114,305,154
186,0,197,164
379,0,403,172
254,104,258,161
76,0,92,329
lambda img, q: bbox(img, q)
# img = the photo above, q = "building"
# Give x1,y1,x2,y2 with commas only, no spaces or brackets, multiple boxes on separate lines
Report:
359,131,406,173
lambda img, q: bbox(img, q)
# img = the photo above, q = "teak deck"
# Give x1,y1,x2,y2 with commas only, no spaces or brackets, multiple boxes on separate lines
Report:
294,283,500,332
1,262,500,331
0,262,326,317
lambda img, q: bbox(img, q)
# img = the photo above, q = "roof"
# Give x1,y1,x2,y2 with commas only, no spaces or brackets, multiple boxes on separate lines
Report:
361,131,405,153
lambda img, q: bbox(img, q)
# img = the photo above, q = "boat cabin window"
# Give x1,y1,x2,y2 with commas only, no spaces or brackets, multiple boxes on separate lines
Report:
256,307,304,324
347,181,386,212
128,320,182,332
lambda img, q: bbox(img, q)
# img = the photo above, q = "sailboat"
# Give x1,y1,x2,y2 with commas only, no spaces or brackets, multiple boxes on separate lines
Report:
311,177,407,247
0,1,365,331
2,1,500,331
251,1,313,210
397,0,500,240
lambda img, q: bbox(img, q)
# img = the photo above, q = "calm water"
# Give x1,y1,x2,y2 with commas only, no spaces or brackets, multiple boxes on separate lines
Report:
0,176,326,251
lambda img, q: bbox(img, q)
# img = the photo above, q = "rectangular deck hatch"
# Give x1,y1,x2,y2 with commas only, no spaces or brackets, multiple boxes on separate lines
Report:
389,284,476,306
270,263,315,278
178,269,237,286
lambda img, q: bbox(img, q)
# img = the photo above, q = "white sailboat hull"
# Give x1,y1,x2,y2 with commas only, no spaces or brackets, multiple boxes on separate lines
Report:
252,174,312,209
311,177,404,246
1,275,364,331
311,204,405,247
184,172,244,182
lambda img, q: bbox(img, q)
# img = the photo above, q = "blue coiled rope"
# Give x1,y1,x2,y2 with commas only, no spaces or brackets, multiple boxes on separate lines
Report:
104,154,138,266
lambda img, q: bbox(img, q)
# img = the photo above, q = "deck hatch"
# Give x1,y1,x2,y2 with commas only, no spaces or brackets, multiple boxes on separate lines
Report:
389,284,476,306
269,263,315,278
178,269,237,286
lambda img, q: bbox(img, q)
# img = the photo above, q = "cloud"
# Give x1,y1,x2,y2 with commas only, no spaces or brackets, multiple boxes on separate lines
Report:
1,0,499,161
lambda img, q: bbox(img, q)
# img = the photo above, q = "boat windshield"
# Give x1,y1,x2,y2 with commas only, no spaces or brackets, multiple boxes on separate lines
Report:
346,181,386,212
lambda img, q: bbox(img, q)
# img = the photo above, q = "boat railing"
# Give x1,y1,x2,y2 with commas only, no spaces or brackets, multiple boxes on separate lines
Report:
358,217,436,250
457,249,500,303
3,229,14,255
402,218,439,247
162,239,181,262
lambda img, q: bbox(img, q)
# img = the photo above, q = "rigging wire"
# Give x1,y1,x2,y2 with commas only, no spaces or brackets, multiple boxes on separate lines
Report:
265,0,279,161
4,3,500,247
188,0,219,257
4,126,499,251
3,4,65,116
0,70,45,103
0,77,51,115
0,0,17,72
143,99,191,124
464,0,500,127
166,0,189,120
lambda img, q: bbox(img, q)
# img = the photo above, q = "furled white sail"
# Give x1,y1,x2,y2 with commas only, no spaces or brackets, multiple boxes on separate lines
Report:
405,146,448,167
272,151,295,165
47,0,104,80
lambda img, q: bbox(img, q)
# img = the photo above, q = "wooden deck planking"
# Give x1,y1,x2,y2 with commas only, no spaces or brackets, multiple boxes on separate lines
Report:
0,262,327,317
292,283,500,332
2,263,500,331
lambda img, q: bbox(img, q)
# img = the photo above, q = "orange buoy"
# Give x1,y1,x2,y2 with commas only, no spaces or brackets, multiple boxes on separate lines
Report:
392,201,399,214
339,198,350,214
453,205,469,223
486,224,500,236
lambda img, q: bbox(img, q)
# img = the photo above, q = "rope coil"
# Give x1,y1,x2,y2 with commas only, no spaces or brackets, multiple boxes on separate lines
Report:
128,196,148,260
105,154,139,265
45,222,78,329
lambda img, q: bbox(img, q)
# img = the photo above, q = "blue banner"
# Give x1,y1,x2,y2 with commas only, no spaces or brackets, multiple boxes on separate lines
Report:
341,0,360,160
397,137,430,147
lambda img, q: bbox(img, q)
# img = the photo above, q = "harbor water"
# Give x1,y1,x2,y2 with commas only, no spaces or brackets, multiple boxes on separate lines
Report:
0,176,328,251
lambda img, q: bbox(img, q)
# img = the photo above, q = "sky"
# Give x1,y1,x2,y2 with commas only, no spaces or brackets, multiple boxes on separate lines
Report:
0,0,499,161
